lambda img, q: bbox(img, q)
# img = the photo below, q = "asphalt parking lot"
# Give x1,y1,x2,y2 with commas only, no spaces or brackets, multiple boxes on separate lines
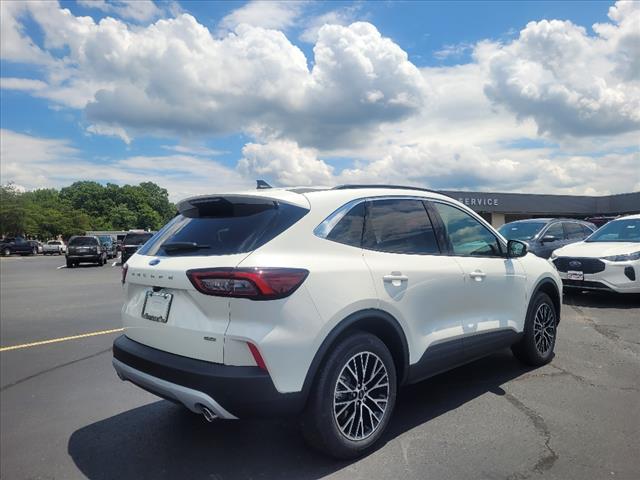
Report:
1,255,639,480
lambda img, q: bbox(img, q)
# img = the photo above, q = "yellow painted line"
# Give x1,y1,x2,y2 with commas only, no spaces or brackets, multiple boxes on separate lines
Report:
0,328,124,352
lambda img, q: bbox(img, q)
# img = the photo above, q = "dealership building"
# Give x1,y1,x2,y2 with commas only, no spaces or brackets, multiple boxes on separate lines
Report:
441,190,640,228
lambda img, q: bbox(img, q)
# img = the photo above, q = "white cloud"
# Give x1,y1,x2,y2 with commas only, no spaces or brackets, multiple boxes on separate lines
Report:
482,2,640,137
1,3,427,148
433,42,473,60
76,0,163,22
0,77,48,91
219,0,305,31
0,129,249,201
237,140,333,186
299,4,362,43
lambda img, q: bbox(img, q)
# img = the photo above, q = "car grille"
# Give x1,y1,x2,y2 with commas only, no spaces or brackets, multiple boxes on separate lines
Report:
553,257,605,274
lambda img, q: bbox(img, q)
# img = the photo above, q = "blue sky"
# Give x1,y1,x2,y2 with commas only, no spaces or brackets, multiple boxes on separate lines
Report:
1,0,638,200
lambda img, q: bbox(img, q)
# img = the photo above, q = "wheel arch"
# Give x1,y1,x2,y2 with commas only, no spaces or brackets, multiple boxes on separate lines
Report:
300,309,410,401
532,277,561,324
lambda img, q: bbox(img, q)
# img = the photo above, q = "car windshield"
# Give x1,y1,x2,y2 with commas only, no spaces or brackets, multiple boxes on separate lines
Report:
69,237,98,246
124,233,153,245
586,219,640,243
498,222,546,241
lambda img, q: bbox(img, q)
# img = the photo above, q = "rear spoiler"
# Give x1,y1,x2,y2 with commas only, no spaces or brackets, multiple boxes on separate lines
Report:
176,192,310,216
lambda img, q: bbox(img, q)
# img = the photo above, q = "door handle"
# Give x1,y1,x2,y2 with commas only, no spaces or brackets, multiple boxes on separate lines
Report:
469,270,486,281
383,272,409,283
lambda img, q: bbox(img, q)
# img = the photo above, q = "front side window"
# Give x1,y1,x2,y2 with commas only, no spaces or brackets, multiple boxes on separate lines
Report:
432,202,502,257
363,199,439,255
544,223,565,240
586,219,640,243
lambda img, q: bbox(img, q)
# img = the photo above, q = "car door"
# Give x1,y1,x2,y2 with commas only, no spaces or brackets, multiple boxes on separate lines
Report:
428,201,527,361
538,222,565,258
360,198,467,382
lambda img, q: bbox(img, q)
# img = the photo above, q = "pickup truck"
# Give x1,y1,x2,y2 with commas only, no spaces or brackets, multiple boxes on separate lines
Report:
43,240,67,255
0,237,39,256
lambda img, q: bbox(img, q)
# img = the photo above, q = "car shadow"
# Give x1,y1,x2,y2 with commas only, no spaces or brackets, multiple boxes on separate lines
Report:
68,351,533,480
563,290,640,309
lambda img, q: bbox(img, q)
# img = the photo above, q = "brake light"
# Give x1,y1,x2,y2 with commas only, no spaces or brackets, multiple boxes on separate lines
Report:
121,263,128,284
186,268,309,300
247,342,268,371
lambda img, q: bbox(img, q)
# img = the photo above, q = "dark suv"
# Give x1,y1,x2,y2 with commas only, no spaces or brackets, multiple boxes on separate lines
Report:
1,237,38,256
499,218,596,258
66,235,107,267
121,231,154,264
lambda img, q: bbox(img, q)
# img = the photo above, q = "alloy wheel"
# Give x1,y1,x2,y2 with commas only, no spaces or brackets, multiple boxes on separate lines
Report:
533,303,556,355
333,351,389,441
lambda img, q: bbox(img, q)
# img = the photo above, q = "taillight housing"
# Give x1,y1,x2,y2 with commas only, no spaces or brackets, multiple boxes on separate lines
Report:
186,268,309,300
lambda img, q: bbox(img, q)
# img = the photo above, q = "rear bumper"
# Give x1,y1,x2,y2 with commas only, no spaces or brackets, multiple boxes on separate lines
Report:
66,254,100,261
112,335,305,419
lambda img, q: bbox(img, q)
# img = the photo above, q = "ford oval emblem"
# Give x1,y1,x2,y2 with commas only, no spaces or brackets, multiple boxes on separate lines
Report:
149,258,160,266
569,260,582,268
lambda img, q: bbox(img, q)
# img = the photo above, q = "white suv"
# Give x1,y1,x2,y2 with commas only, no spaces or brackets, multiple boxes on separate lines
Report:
112,185,562,458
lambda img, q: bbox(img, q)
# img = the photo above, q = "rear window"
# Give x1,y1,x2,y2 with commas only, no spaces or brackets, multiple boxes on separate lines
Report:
138,199,308,257
47,241,61,245
124,233,153,245
69,237,98,246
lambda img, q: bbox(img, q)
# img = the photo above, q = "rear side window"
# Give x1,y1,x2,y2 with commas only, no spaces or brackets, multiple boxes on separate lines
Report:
564,222,585,240
363,199,439,255
326,202,365,247
69,237,98,246
431,202,502,257
139,200,308,257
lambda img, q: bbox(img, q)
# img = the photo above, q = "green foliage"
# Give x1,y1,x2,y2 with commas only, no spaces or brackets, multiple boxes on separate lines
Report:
0,181,175,239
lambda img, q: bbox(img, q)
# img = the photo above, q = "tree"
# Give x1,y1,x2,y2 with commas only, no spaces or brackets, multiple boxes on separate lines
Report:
0,183,26,236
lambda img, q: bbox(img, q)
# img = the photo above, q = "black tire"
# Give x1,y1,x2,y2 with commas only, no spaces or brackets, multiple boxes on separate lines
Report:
512,291,558,366
32,247,38,255
66,259,73,268
300,332,397,459
2,248,10,256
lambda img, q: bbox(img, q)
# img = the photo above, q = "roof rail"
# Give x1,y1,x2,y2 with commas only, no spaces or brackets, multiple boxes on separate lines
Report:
333,184,445,195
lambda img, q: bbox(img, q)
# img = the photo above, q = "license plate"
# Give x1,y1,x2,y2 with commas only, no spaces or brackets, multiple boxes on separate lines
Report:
142,291,173,323
567,270,584,281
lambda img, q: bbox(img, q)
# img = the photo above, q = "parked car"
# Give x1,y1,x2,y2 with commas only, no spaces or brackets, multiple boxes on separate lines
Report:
65,235,107,267
98,235,117,259
0,236,38,256
112,185,562,458
498,218,596,259
551,214,640,294
585,216,617,228
27,240,44,254
121,231,154,264
43,240,67,255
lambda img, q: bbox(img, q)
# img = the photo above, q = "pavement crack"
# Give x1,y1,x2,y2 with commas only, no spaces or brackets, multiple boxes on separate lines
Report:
503,392,558,477
0,348,112,392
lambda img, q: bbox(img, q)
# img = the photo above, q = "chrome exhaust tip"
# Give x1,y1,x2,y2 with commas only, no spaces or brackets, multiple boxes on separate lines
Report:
201,406,218,423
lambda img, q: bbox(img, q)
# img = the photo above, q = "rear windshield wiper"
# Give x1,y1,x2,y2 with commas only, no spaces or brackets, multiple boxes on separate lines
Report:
161,241,210,252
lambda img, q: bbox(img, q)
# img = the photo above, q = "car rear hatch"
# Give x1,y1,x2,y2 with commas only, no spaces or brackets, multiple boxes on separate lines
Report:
121,190,310,364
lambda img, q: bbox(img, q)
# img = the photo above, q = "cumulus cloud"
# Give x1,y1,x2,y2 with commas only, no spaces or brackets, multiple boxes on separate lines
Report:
76,0,164,23
237,140,334,186
482,1,640,137
219,0,304,31
1,3,426,148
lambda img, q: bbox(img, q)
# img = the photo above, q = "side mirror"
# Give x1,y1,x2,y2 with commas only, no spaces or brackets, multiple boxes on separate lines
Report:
507,239,527,258
541,235,557,244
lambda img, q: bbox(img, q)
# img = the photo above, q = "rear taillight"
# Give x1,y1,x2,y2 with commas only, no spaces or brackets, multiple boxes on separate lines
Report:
121,263,128,284
186,268,309,300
